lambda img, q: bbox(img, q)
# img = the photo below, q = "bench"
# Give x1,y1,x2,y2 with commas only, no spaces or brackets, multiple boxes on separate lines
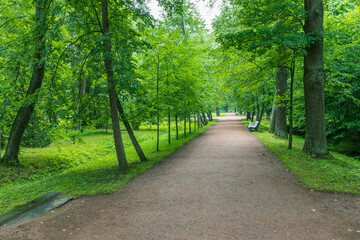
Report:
248,121,260,131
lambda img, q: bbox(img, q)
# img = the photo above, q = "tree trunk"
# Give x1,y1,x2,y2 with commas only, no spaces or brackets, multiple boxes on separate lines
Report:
116,98,147,162
256,95,260,120
269,94,277,133
194,114,196,131
101,0,127,174
202,113,208,125
246,111,251,120
184,117,186,137
216,107,220,117
0,131,2,160
274,66,288,138
289,57,295,150
157,112,160,151
188,115,191,134
207,111,213,121
156,51,160,152
251,112,255,122
168,108,171,144
1,0,48,165
175,113,179,140
303,0,328,157
198,114,202,129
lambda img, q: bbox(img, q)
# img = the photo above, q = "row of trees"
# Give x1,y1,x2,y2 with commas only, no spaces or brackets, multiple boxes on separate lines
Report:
0,0,219,172
2,0,357,173
213,0,360,157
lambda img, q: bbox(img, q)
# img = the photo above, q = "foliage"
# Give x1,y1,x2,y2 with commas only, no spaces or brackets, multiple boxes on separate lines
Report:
324,3,360,155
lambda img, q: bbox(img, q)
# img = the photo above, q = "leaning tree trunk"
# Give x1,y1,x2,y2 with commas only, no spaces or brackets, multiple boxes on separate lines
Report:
1,0,48,165
116,98,147,162
303,0,328,157
274,66,288,138
101,0,127,173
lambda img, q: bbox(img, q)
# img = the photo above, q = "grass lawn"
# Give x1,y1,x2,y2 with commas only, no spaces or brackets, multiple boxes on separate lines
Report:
0,120,217,215
242,119,360,195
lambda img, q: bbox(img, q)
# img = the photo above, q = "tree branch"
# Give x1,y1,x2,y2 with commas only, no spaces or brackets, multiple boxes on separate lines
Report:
50,31,101,83
0,16,25,29
91,0,103,33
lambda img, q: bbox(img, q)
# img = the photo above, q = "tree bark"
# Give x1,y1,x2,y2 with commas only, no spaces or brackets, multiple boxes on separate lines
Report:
184,117,186,137
197,114,202,129
156,52,160,152
289,57,295,150
101,0,127,173
269,94,277,133
303,0,328,156
168,108,171,144
1,0,48,165
216,107,220,117
207,111,213,121
116,98,147,162
188,115,191,134
246,111,251,120
0,131,2,160
175,113,179,140
256,95,260,121
201,113,208,125
274,66,288,138
194,114,196,131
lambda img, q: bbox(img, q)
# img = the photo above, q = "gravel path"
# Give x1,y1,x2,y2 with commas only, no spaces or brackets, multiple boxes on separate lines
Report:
1,113,359,240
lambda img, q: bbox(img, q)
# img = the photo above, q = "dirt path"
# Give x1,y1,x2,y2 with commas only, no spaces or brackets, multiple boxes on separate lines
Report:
1,113,359,240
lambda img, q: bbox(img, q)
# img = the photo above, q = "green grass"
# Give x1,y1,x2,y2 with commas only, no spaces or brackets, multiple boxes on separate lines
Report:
243,119,360,195
0,120,217,215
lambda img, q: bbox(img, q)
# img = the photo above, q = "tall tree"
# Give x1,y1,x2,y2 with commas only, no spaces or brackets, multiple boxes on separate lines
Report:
302,0,328,157
1,0,49,164
101,0,127,173
274,66,288,138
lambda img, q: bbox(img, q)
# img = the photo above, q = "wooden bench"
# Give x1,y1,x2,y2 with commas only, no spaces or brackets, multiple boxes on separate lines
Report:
248,121,260,131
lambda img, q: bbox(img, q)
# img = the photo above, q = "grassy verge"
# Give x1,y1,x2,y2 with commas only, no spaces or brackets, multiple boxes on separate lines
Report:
242,119,360,195
0,120,217,215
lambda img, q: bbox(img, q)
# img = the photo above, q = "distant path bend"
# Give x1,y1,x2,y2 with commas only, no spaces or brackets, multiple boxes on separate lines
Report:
2,113,359,240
